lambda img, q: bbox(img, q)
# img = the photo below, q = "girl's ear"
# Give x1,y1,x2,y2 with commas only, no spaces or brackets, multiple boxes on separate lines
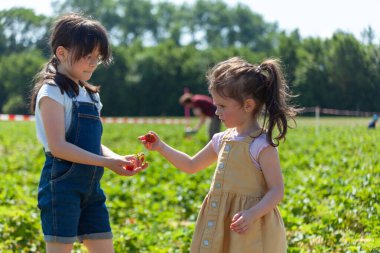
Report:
55,46,68,62
243,98,256,113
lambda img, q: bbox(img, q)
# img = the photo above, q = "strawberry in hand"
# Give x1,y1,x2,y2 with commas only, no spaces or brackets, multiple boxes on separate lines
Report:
123,152,147,171
138,133,157,143
138,131,160,151
124,164,135,171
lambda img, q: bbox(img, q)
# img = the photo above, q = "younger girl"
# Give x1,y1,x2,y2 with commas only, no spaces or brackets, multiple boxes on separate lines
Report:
30,13,146,252
140,57,297,252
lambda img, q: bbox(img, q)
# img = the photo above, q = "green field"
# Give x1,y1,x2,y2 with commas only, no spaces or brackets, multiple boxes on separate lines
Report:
0,117,379,252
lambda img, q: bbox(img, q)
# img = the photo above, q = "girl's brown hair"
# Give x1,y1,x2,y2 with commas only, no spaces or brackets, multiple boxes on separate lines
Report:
30,13,112,113
207,56,298,146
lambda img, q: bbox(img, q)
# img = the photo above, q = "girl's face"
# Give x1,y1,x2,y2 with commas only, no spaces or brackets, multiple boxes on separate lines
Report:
211,89,252,130
57,46,102,84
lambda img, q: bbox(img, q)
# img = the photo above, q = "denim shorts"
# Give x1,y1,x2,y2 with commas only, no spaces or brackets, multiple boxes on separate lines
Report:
38,154,112,243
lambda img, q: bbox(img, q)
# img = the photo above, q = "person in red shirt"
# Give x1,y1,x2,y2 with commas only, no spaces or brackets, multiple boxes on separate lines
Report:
179,93,221,140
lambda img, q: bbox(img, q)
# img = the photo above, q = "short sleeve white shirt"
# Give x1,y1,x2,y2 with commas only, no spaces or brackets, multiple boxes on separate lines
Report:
35,83,103,152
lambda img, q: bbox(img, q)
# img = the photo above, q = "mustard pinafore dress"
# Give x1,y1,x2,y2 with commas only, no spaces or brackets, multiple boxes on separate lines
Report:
190,129,287,253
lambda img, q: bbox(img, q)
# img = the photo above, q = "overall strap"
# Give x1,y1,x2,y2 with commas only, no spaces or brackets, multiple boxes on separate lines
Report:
79,81,99,105
66,85,79,107
88,91,99,105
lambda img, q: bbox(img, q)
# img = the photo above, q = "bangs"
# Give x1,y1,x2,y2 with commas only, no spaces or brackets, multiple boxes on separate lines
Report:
69,20,112,66
209,75,248,106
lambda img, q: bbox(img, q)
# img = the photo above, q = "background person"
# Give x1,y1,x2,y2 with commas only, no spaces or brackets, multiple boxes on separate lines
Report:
179,93,221,140
368,114,379,128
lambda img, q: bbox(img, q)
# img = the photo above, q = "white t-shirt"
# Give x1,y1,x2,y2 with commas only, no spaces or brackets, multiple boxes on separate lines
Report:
35,83,103,152
211,129,271,170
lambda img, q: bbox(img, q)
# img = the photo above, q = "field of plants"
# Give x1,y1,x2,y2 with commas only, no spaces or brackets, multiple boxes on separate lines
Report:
0,117,379,252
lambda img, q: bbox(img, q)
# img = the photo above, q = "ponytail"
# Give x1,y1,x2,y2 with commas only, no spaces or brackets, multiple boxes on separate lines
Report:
29,57,59,113
259,60,298,146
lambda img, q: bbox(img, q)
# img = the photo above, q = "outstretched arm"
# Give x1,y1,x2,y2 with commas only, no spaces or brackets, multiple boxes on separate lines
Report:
140,131,218,174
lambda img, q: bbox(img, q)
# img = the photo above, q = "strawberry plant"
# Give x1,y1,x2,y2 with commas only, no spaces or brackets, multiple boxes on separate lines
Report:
1,117,379,252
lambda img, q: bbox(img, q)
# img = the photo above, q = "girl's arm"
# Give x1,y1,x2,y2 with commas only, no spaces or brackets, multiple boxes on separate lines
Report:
40,97,141,175
141,132,217,174
101,144,121,158
230,145,284,233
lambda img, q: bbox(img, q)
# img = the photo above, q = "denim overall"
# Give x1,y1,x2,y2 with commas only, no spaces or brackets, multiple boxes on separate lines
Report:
37,85,112,243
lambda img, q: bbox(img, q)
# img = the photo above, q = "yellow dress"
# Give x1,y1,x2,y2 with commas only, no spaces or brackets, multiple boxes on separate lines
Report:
190,129,287,253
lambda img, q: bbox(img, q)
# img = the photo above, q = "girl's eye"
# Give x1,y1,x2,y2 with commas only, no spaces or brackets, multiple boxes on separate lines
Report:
84,55,103,65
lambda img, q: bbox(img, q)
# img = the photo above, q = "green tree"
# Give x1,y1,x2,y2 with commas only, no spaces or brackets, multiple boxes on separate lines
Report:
232,3,279,52
0,8,49,55
0,50,46,114
1,0,379,115
293,37,331,108
326,32,373,111
153,2,184,45
277,30,302,88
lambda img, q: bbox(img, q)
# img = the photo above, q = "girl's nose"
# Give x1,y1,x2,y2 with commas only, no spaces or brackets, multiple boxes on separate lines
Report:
215,108,221,116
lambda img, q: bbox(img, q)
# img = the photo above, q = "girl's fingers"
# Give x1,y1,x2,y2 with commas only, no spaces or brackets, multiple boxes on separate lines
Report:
232,225,248,234
230,215,244,227
230,220,248,233
231,212,242,222
136,162,149,171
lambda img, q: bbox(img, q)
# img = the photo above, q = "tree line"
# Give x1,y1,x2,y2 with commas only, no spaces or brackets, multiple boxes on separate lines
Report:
0,0,379,116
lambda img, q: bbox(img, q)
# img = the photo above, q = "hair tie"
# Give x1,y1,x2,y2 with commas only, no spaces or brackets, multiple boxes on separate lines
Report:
255,65,270,79
255,65,262,74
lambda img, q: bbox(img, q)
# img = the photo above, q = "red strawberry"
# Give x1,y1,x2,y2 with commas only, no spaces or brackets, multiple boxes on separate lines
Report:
145,133,156,143
124,164,134,171
124,152,146,171
138,133,156,143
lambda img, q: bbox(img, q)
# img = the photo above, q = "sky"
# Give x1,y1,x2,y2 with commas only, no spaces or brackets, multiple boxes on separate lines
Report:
1,0,380,41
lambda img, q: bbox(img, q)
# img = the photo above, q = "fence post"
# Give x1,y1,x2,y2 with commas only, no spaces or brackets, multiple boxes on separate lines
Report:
315,106,320,135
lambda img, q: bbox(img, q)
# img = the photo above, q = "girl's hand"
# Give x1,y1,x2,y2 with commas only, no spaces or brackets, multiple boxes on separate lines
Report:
123,154,149,173
230,209,256,234
138,131,161,151
105,156,147,176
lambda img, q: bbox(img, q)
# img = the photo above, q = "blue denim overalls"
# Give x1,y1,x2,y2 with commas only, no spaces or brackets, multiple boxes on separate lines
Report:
37,84,112,244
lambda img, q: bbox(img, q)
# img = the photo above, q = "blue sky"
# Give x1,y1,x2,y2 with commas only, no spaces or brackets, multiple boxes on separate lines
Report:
1,0,380,41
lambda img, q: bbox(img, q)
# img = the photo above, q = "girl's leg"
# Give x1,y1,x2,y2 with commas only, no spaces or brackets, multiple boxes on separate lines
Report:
84,239,115,253
46,242,73,253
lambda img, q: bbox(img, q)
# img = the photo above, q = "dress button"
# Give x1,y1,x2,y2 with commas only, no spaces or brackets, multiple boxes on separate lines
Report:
203,239,209,246
211,201,218,208
225,144,231,151
215,182,221,188
208,221,214,227
218,162,224,170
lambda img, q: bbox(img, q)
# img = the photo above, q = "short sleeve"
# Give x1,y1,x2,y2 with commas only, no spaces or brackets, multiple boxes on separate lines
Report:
249,134,271,169
211,131,226,153
36,84,65,109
